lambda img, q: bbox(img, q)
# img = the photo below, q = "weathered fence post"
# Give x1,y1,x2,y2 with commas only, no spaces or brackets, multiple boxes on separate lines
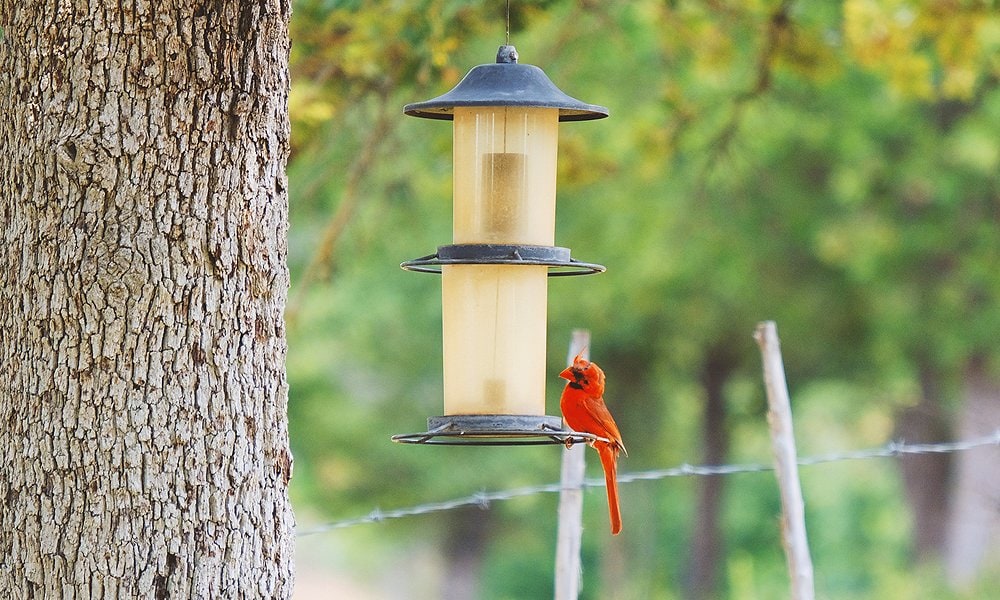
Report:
554,330,589,600
755,321,815,600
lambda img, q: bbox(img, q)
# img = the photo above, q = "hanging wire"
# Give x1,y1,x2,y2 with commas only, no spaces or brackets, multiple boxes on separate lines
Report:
296,429,1000,536
506,0,511,46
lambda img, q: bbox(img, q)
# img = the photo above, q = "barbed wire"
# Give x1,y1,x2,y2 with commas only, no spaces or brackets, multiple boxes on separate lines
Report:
296,429,1000,537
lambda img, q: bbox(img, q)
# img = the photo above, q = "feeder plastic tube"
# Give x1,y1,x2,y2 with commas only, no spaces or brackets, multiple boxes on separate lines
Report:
442,106,558,415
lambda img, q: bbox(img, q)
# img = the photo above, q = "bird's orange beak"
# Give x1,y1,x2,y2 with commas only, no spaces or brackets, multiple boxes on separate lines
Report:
559,366,575,381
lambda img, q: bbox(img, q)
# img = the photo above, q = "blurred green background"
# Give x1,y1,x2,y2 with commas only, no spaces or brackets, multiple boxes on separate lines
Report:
284,1,1000,598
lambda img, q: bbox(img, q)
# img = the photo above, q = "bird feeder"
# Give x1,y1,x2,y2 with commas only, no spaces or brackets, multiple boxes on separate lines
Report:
393,45,607,445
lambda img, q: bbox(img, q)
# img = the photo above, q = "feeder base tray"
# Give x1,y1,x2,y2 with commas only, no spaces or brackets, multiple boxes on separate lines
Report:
391,414,600,446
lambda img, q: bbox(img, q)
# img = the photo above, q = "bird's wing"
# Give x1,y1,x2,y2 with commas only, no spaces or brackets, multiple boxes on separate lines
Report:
582,394,626,454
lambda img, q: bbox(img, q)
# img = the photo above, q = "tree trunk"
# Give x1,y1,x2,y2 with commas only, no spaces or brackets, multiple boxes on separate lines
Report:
945,361,1000,589
0,1,295,597
440,508,494,600
895,366,953,562
685,347,734,600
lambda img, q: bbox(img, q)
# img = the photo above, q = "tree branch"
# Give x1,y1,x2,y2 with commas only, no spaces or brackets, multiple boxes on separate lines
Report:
287,90,395,324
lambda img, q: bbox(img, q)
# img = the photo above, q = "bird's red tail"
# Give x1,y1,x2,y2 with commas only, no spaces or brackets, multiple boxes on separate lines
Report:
597,442,622,535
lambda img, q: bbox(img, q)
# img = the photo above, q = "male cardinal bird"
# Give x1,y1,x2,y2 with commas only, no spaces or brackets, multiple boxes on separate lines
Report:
559,353,627,535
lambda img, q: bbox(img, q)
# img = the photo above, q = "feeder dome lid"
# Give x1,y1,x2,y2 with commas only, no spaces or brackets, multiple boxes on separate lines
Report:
404,45,609,122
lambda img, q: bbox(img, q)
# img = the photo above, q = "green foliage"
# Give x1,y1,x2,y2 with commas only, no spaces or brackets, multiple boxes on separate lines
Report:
286,0,1000,596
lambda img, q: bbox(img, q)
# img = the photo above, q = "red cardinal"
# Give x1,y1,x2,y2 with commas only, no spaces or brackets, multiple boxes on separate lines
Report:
559,353,627,535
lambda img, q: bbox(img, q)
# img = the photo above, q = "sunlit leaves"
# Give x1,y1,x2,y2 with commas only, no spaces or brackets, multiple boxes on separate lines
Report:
844,0,934,97
844,0,1000,100
289,0,487,150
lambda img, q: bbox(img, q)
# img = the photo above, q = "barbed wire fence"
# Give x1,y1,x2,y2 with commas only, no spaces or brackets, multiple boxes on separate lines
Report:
296,428,1000,537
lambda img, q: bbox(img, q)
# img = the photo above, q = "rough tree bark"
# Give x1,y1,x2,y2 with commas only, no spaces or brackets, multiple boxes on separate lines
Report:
0,1,295,597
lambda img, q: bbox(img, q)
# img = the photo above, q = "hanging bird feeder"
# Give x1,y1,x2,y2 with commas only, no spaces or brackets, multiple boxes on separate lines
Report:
393,45,607,446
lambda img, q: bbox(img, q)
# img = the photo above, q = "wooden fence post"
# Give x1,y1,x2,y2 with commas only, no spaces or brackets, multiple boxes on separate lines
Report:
554,330,589,600
755,321,815,600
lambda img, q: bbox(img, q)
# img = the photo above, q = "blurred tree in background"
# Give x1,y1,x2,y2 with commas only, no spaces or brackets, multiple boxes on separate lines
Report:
286,1,1000,598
